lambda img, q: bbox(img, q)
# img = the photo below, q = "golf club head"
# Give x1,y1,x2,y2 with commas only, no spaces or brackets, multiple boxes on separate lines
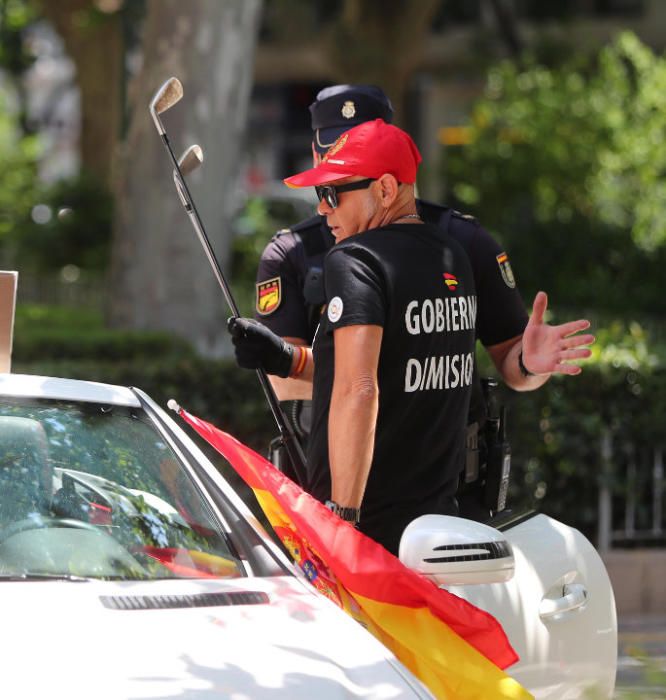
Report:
149,77,183,134
177,144,204,177
173,145,203,208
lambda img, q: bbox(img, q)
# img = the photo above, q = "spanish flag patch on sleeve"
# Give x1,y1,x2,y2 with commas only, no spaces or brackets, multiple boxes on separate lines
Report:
256,277,282,315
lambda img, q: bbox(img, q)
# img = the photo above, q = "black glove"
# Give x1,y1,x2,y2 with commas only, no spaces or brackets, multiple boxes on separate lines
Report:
227,317,294,378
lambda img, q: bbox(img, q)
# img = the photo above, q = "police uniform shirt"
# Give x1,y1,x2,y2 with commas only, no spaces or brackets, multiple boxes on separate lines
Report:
307,223,477,553
254,202,527,348
254,216,333,342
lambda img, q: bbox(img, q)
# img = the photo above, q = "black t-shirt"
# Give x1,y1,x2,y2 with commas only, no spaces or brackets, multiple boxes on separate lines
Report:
307,223,476,552
254,202,528,347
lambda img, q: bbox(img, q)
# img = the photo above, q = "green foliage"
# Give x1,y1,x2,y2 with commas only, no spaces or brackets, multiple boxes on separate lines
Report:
0,88,40,251
15,303,104,334
0,0,39,79
12,174,113,272
501,319,666,545
13,304,196,362
445,32,666,314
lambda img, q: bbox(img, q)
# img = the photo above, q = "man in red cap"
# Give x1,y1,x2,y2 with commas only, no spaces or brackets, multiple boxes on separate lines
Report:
231,117,595,552
231,119,478,553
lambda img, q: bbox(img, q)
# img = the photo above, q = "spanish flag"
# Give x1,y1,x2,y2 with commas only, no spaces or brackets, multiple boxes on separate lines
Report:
177,408,532,700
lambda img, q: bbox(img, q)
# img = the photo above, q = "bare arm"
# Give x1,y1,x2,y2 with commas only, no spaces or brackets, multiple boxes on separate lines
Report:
486,335,550,391
328,325,382,508
486,291,595,391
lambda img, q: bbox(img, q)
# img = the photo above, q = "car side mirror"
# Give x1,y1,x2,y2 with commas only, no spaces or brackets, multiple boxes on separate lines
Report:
398,514,515,586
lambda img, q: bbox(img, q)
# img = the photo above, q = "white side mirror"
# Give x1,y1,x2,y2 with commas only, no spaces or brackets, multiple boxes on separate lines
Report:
398,514,515,586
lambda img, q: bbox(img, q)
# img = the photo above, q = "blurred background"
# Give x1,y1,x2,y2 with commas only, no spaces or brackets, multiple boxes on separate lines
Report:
0,0,665,664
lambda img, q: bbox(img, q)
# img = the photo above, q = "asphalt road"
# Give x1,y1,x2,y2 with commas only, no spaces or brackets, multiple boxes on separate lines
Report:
614,615,666,699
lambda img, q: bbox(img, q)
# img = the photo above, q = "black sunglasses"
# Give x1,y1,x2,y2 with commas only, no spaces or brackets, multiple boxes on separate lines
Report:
314,178,375,209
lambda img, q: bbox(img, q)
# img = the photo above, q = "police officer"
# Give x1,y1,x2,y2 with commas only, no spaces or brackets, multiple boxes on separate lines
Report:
253,84,594,517
253,87,396,455
233,120,477,554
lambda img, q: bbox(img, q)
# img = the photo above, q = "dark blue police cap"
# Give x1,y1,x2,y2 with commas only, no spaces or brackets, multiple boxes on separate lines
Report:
309,84,394,155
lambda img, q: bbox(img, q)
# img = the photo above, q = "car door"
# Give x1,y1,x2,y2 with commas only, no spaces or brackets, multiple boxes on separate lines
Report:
445,513,617,699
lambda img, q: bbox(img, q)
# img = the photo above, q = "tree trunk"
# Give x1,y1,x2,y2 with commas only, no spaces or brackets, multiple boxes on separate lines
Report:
39,0,123,186
108,0,262,356
324,0,441,126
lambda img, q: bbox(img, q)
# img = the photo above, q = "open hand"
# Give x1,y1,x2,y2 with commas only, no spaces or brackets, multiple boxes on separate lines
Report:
521,292,595,376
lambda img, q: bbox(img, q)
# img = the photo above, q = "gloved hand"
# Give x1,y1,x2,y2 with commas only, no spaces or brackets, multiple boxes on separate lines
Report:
227,317,294,378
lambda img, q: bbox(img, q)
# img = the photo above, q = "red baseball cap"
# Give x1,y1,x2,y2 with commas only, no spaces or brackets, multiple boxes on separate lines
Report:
284,119,422,188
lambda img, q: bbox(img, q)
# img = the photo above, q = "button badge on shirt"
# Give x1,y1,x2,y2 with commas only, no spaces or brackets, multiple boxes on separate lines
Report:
327,296,344,323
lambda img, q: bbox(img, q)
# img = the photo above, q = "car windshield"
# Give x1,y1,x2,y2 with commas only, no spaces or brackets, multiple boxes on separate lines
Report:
0,398,244,581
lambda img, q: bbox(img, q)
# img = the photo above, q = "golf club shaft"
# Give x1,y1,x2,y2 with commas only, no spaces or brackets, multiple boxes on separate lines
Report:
162,133,239,315
156,131,308,483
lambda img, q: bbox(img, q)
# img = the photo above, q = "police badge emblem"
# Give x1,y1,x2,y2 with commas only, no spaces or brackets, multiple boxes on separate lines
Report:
496,252,516,289
341,100,356,119
255,277,282,315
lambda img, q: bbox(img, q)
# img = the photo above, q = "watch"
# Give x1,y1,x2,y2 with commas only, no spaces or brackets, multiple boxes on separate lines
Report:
325,500,361,525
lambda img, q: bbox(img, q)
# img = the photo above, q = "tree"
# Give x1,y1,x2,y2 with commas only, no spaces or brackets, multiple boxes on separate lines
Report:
108,0,262,355
37,0,125,187
323,0,441,124
445,32,666,314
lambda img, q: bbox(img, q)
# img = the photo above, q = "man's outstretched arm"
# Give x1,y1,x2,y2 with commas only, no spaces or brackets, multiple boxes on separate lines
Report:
486,291,595,392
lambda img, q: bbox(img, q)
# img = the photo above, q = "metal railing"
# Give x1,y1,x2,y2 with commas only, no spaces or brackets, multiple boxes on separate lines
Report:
598,429,665,551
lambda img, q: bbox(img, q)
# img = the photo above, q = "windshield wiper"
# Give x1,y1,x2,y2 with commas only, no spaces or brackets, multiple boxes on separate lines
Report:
0,573,93,582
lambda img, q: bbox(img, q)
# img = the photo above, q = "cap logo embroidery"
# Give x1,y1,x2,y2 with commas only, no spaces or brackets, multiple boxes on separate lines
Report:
322,133,348,163
341,100,356,119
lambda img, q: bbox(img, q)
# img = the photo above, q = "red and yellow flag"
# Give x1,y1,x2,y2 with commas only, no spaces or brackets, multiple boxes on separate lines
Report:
178,408,532,700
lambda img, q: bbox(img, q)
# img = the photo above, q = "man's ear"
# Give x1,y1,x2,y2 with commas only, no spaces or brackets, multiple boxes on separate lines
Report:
377,174,399,208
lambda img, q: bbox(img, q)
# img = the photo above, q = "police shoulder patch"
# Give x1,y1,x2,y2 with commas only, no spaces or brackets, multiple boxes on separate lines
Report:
256,277,282,315
496,252,516,289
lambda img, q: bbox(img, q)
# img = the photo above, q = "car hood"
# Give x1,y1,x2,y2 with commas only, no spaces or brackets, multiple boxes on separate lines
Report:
0,575,430,699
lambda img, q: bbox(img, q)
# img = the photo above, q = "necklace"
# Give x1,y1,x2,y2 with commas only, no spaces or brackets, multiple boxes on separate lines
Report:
393,213,422,223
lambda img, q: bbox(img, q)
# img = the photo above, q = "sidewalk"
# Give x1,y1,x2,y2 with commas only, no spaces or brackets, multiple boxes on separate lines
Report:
615,615,666,699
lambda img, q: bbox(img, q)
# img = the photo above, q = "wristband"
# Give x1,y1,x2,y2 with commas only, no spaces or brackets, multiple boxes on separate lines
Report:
290,345,307,377
518,350,536,377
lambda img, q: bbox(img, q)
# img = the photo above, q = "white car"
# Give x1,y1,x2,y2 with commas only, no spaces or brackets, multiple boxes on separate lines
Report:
0,373,617,699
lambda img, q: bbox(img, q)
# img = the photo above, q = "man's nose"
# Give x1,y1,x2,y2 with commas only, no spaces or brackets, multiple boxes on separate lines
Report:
317,198,333,216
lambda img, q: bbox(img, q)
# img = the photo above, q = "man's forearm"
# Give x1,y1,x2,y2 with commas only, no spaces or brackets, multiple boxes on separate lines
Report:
487,335,550,392
328,376,378,507
268,374,313,400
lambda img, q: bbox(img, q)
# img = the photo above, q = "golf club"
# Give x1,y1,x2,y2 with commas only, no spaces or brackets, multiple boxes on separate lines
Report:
149,76,183,136
148,77,307,483
171,144,238,313
173,145,201,210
